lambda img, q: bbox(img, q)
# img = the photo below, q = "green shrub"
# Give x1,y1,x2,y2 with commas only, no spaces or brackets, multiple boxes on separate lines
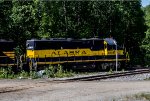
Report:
29,71,38,79
18,70,38,79
45,65,55,78
19,70,29,78
44,64,74,78
108,68,113,74
0,68,8,78
134,93,150,100
0,64,74,79
0,66,15,79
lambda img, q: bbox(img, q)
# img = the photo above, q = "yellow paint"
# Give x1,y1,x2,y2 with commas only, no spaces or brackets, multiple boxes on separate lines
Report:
27,49,106,58
26,50,34,58
107,50,124,55
0,64,17,66
3,52,14,54
2,51,15,60
104,41,108,55
4,54,15,57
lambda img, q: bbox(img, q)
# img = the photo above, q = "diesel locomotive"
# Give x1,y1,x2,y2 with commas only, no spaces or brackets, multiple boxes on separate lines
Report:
26,38,130,70
0,38,130,71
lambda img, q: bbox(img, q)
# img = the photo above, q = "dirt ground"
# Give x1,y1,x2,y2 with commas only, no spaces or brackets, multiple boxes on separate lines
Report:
0,79,150,101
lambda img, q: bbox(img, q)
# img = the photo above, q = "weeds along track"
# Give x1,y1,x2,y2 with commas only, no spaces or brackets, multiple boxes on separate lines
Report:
0,69,149,94
54,68,150,82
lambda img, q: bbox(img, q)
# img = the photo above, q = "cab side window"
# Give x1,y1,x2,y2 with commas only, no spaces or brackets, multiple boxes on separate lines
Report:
91,40,104,50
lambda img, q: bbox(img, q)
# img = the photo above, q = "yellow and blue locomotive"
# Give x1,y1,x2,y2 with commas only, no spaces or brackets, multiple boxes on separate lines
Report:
26,38,130,70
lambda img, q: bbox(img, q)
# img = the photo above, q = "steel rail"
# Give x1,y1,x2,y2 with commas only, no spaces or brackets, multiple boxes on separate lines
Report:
54,69,150,82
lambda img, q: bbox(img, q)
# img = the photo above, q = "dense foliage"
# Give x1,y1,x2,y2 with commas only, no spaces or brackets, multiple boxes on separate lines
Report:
142,5,150,65
0,0,148,65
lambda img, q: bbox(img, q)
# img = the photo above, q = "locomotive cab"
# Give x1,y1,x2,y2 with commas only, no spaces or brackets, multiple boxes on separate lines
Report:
103,38,130,69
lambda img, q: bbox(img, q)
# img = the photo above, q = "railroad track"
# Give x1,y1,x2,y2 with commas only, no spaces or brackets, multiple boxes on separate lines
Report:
54,68,150,82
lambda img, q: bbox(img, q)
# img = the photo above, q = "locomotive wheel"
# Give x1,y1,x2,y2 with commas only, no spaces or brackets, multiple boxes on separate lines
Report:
101,63,108,70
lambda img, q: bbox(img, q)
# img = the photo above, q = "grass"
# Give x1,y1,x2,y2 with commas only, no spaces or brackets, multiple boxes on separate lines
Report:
145,77,150,80
0,64,75,79
119,93,150,101
44,64,74,78
111,93,150,101
0,66,15,79
134,93,150,100
107,68,113,74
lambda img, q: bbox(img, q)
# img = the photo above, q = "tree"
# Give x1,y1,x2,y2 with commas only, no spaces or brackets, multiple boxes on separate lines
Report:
114,1,146,65
0,0,12,39
10,0,39,51
141,5,150,65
